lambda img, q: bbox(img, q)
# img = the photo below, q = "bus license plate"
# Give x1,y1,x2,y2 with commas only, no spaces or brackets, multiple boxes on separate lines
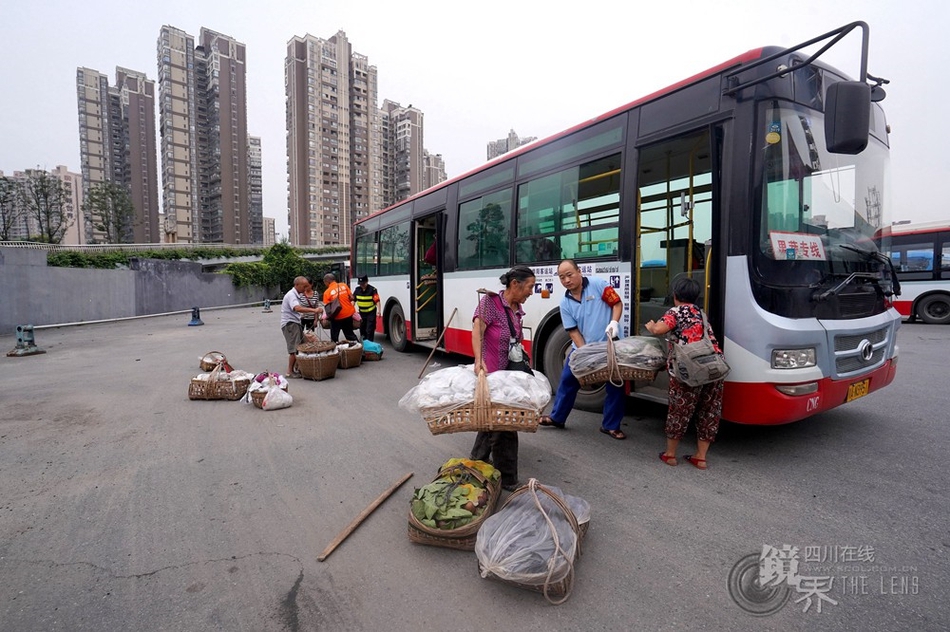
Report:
846,379,870,402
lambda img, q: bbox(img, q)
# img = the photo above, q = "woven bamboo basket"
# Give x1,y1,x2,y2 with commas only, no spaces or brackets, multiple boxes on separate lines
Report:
199,351,227,371
423,370,540,436
575,337,658,387
476,480,588,603
362,350,382,361
188,365,251,401
408,463,502,551
296,352,338,381
337,343,363,369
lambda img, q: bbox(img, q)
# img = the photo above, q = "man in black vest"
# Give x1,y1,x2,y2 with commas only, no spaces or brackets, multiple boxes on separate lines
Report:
354,275,380,341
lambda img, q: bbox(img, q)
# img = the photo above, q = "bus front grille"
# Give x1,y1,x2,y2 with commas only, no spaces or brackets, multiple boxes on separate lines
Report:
833,326,890,377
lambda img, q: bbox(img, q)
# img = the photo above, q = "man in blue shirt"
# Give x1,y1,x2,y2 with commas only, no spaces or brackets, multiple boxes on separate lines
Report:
540,259,627,439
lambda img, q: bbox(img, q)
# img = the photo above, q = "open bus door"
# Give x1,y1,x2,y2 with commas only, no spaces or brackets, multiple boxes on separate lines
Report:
411,214,442,347
633,129,718,403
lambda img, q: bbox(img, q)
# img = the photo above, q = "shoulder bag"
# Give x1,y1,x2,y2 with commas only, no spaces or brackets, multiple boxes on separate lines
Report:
325,297,342,319
669,309,730,387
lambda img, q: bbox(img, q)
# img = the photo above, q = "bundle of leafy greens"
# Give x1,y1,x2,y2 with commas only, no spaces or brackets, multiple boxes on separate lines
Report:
410,459,499,530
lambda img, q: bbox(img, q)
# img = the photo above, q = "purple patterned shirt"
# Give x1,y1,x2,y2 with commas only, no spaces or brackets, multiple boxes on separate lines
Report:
473,292,524,373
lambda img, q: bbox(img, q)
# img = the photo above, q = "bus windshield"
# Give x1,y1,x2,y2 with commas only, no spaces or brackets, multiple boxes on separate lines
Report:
754,101,890,289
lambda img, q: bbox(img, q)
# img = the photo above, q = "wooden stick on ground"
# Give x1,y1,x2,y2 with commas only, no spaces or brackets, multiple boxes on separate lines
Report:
317,471,414,562
418,307,458,379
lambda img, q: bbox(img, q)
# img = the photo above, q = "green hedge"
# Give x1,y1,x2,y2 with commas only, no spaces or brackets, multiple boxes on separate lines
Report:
47,244,349,295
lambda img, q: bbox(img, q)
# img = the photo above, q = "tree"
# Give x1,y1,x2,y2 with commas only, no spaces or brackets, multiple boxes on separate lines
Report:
224,242,329,293
0,176,24,241
84,182,136,244
19,170,72,244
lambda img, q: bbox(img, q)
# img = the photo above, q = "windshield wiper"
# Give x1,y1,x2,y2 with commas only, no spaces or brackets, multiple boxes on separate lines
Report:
837,244,901,296
814,271,881,302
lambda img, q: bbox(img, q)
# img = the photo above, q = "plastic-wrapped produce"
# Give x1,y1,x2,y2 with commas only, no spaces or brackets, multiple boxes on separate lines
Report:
475,481,589,603
569,336,666,380
486,369,551,410
398,365,551,417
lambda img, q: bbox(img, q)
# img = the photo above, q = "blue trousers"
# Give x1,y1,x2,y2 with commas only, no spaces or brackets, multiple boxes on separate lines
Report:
549,350,625,431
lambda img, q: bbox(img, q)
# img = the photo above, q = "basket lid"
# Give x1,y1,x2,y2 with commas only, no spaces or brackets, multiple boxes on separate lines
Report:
297,341,337,354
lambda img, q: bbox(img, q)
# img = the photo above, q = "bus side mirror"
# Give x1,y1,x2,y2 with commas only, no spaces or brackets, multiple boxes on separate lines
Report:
824,81,871,154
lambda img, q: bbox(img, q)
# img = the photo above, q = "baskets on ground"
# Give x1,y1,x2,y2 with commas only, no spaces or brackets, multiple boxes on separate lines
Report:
476,480,589,602
575,337,658,387
199,351,227,372
424,370,540,436
363,350,382,361
337,343,363,369
296,352,338,381
188,365,251,401
408,462,502,550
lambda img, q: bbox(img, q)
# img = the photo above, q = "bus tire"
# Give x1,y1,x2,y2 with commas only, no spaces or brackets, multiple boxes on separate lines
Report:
542,326,607,413
387,303,410,351
917,293,950,325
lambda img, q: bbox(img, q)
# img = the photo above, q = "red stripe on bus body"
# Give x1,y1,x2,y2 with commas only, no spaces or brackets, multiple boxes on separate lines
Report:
721,360,897,425
891,300,912,317
438,326,535,359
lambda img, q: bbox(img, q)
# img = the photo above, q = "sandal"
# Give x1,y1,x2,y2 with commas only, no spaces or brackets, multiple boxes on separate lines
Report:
659,452,678,466
538,416,565,429
600,428,626,440
684,455,707,470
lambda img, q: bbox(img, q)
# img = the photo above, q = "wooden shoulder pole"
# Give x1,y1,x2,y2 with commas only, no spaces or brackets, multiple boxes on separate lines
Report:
317,471,414,562
418,307,458,379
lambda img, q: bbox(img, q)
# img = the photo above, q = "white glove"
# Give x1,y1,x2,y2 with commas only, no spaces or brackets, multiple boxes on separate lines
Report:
605,320,620,340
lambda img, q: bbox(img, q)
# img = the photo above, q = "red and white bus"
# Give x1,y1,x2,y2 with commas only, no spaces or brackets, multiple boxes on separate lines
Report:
352,22,901,425
877,221,950,324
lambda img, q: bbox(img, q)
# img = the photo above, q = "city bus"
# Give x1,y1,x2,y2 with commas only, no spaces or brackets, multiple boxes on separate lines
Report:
876,221,950,324
351,22,901,425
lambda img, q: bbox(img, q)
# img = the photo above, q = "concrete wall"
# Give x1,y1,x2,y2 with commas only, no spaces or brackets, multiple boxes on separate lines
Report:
0,247,271,334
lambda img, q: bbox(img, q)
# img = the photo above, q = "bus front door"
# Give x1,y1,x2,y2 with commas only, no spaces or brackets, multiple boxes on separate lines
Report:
634,129,717,400
412,216,441,344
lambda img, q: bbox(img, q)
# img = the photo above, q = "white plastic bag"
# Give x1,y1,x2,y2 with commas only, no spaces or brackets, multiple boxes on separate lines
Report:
398,365,552,416
262,387,293,411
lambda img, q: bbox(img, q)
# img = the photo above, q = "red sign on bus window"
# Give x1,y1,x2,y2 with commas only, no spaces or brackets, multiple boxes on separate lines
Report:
769,231,827,261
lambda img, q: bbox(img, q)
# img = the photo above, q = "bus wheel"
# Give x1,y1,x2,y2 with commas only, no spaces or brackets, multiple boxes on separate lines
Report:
542,326,607,413
388,303,410,351
918,294,950,325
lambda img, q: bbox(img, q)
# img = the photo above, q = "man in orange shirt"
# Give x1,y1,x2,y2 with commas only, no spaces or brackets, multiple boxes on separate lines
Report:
322,272,359,343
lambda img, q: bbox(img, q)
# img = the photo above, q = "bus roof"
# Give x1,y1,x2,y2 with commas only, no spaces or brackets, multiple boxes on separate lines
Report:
357,47,764,224
877,220,950,238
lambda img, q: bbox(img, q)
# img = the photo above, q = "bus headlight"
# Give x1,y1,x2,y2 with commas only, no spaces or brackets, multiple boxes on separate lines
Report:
771,348,817,369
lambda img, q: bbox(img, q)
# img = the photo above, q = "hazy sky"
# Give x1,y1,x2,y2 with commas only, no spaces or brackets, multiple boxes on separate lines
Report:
1,0,945,239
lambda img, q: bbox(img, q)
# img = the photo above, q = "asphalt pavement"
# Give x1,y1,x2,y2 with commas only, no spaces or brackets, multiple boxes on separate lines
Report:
0,308,945,631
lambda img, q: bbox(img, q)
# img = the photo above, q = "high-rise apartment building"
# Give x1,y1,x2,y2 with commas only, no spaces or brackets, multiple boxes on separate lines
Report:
380,100,424,207
422,150,447,191
157,26,198,243
487,129,537,160
262,216,276,246
76,66,158,243
285,30,383,247
158,25,253,244
248,136,263,244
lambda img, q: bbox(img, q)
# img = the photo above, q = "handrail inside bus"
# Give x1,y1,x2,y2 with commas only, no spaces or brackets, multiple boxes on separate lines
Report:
723,21,869,95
